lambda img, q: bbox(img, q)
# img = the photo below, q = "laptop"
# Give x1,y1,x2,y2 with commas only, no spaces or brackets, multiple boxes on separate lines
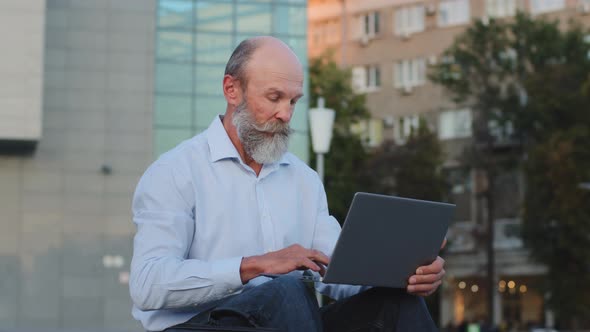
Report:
322,192,454,288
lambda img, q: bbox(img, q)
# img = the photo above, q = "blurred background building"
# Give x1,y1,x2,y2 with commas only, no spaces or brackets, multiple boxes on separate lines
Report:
308,0,590,329
0,0,307,331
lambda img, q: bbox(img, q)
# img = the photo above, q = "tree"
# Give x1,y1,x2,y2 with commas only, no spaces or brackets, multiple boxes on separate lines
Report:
364,121,447,202
432,13,590,327
308,51,370,223
523,126,590,328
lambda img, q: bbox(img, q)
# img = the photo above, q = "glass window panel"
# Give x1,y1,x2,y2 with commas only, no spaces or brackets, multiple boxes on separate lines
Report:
289,99,309,132
273,5,306,36
195,33,233,64
158,0,193,29
194,96,227,127
155,95,191,127
284,37,307,67
156,63,192,94
288,131,309,163
194,64,225,96
157,31,192,62
196,1,233,32
237,3,272,34
155,128,193,156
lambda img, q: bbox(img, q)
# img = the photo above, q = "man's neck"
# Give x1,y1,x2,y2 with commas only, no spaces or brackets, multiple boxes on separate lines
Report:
221,114,263,176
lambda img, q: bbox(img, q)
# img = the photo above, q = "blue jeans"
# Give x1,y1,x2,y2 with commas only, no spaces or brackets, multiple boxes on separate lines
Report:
165,275,437,332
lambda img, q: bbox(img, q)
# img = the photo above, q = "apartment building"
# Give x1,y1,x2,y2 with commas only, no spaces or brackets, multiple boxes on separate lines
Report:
309,0,590,328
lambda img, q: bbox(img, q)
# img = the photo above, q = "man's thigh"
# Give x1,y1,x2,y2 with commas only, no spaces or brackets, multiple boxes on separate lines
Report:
166,275,321,332
320,287,438,332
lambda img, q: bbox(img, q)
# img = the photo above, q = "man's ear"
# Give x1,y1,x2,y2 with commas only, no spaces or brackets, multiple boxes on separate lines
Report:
223,75,243,107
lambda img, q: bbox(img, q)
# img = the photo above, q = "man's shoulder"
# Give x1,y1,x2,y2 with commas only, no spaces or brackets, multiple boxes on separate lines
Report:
150,132,209,171
154,131,208,164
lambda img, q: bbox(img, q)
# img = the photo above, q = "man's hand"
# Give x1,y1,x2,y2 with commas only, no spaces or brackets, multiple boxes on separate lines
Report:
240,244,330,284
407,237,447,296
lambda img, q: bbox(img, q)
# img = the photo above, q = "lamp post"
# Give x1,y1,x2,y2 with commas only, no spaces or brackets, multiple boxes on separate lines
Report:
578,182,590,191
309,97,335,183
309,97,335,307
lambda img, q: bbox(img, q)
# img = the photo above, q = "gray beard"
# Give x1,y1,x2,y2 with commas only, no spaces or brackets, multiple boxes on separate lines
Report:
232,100,293,164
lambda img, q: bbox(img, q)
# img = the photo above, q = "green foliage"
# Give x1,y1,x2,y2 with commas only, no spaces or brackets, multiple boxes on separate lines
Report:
522,126,590,322
309,50,369,134
308,50,370,223
309,51,446,224
364,121,447,202
432,12,590,325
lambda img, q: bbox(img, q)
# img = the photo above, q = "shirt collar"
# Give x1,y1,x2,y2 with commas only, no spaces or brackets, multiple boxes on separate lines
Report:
205,115,291,166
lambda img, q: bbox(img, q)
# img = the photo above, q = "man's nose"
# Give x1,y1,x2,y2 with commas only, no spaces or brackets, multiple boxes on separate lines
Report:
275,104,293,123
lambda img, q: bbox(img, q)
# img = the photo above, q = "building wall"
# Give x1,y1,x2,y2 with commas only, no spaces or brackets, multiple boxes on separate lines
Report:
309,0,590,155
154,0,310,162
0,1,44,143
0,0,156,330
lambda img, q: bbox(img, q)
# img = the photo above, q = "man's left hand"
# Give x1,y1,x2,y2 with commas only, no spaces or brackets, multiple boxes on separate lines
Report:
406,256,445,296
407,238,446,296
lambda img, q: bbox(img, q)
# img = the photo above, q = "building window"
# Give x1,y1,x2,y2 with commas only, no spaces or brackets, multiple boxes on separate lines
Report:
438,0,470,27
351,118,384,147
394,58,426,91
394,5,425,36
530,0,565,13
394,114,421,143
352,65,381,93
439,109,472,140
486,0,517,17
360,11,380,38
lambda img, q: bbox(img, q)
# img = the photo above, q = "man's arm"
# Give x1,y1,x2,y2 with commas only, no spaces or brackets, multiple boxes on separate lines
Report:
129,163,243,311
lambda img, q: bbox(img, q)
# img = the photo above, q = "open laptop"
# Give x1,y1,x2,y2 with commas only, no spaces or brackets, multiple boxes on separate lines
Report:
322,192,454,288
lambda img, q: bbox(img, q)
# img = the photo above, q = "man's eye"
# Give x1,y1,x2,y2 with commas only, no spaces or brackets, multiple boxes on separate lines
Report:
269,96,279,102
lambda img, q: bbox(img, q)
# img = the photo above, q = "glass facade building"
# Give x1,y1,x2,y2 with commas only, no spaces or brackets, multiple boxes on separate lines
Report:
155,0,310,161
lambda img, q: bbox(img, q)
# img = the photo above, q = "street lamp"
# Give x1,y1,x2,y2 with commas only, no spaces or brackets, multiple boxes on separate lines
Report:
578,182,590,191
309,97,335,183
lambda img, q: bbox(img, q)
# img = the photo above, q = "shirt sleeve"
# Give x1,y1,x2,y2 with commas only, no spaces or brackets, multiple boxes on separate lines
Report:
310,181,369,300
129,162,244,311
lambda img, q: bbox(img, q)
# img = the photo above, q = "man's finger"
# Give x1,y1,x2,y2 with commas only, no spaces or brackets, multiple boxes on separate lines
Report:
409,269,445,284
407,280,442,293
298,257,321,272
308,249,330,266
416,256,445,275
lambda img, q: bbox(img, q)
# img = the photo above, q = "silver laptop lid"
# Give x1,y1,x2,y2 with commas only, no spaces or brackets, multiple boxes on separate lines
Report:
322,192,454,288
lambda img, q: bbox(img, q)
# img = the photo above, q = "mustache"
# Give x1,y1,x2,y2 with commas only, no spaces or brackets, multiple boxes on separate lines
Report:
236,101,293,137
252,119,293,137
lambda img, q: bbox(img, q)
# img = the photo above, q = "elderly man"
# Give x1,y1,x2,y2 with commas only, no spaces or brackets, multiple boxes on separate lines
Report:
130,36,445,332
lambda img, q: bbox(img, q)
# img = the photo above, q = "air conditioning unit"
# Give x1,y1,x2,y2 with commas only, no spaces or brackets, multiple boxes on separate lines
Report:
426,4,437,15
359,35,370,46
402,85,413,95
577,1,590,13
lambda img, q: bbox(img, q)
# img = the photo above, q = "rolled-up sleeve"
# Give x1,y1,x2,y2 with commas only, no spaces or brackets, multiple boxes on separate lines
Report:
311,182,367,300
129,163,244,311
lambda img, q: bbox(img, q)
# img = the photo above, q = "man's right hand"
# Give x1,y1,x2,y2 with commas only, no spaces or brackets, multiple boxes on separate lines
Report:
239,244,330,284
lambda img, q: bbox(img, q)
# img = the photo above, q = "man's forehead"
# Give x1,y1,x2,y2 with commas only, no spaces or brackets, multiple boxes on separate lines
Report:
247,63,304,87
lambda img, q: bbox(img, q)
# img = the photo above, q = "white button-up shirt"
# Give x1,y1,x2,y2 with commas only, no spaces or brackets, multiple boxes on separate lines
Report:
130,116,362,331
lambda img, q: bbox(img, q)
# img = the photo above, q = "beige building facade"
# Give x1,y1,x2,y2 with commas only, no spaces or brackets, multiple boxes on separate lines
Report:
309,0,590,329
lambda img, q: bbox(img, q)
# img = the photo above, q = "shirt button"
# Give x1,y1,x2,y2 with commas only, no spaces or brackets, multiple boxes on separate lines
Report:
227,289,234,294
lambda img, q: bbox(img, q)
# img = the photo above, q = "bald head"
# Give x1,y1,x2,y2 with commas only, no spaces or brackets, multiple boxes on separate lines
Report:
224,36,303,88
